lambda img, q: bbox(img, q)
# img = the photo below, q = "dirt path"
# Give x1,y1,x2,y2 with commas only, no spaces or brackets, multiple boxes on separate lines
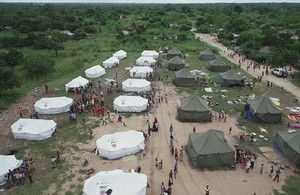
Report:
194,32,300,100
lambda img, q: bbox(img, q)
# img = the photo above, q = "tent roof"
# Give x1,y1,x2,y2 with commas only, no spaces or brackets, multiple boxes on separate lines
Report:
11,119,57,140
96,130,145,152
200,49,214,56
168,56,185,64
209,58,226,66
175,68,195,79
248,96,281,114
168,48,181,55
181,95,210,112
83,170,147,195
277,131,300,153
220,69,243,81
189,129,234,155
103,56,119,63
0,155,22,181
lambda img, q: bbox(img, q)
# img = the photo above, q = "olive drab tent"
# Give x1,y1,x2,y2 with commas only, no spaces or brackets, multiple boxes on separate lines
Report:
167,48,182,60
209,58,229,72
219,69,244,87
187,129,235,169
168,56,185,70
198,49,216,61
174,68,196,87
178,95,211,122
274,131,300,167
244,96,282,123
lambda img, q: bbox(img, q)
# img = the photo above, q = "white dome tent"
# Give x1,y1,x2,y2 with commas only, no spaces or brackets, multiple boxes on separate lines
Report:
0,155,22,185
34,96,73,114
85,65,106,78
103,56,119,68
11,119,57,141
129,66,153,78
83,170,147,195
96,130,145,159
141,50,159,59
136,57,156,66
113,50,127,60
65,76,89,93
113,96,148,112
122,79,151,93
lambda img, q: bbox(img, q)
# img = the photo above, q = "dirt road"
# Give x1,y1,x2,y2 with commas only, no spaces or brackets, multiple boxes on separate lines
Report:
194,32,300,100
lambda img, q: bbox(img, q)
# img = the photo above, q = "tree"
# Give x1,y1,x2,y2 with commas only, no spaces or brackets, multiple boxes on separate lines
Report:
23,55,55,78
5,49,24,67
0,66,19,93
48,30,68,56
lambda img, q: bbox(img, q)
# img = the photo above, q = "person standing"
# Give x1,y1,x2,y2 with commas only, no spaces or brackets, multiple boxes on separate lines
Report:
205,185,210,195
273,168,281,182
229,127,232,134
193,126,196,133
173,165,177,179
269,165,274,177
28,172,33,184
168,170,173,183
260,164,264,174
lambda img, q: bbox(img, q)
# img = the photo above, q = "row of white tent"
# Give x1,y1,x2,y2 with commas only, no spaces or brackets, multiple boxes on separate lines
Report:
11,94,148,141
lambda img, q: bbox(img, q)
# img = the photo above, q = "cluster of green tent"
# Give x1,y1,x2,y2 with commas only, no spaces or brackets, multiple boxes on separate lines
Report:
167,48,185,70
187,129,235,169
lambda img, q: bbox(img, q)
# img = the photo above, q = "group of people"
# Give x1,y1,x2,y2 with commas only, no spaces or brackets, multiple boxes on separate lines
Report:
4,157,35,189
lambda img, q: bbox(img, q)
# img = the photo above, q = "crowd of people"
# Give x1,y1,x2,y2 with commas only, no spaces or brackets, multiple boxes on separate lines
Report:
4,157,35,189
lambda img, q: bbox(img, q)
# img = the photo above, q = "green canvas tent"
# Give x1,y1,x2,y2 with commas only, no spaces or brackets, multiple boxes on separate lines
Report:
219,69,244,87
168,56,185,70
174,68,196,87
244,96,282,123
198,49,216,61
187,129,235,169
209,58,229,72
274,131,300,167
178,95,211,122
167,48,182,60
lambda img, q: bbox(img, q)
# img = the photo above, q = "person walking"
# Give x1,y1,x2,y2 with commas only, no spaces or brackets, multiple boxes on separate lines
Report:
273,168,281,182
205,185,210,195
269,165,274,177
229,127,232,134
168,170,173,183
260,164,264,174
173,165,177,179
28,172,33,184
